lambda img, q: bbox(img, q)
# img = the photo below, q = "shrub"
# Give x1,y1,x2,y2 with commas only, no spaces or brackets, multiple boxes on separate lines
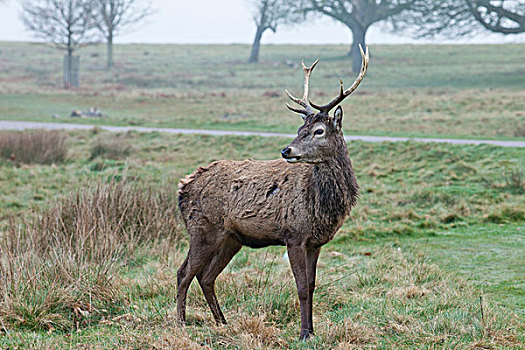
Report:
0,130,67,165
0,180,183,331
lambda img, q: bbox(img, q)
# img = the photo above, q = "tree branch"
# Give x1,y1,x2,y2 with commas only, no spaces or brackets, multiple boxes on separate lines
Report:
468,0,525,34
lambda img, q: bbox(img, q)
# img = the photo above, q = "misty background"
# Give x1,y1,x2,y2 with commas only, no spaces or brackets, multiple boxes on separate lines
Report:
1,0,524,44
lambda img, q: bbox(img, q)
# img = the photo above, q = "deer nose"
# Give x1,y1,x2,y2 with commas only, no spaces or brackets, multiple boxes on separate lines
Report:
281,147,291,158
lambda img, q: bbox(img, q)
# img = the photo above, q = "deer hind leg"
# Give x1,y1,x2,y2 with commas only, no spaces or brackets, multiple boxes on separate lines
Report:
197,236,241,325
176,235,217,324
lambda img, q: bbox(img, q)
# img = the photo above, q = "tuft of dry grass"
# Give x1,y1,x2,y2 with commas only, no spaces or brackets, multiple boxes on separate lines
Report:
89,135,133,161
484,203,525,223
212,314,285,349
5,179,183,261
0,250,120,332
0,130,67,165
321,317,378,347
111,325,204,350
504,167,525,194
0,180,183,332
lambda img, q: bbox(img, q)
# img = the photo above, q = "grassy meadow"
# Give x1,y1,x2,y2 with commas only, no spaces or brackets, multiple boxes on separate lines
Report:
0,42,524,349
0,129,523,349
0,42,524,139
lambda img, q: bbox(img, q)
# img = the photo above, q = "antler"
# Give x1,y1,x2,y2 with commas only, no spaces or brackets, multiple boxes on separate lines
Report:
285,59,319,118
309,45,369,115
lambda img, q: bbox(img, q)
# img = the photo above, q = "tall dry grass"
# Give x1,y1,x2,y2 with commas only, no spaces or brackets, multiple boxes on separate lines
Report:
0,180,183,331
0,130,67,165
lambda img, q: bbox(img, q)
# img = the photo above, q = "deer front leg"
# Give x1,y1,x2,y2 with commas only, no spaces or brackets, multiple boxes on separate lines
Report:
306,247,321,335
286,243,310,340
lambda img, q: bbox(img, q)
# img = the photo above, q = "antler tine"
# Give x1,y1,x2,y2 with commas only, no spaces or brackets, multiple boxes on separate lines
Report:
301,58,319,103
285,59,320,117
285,103,309,115
311,45,369,115
285,89,307,108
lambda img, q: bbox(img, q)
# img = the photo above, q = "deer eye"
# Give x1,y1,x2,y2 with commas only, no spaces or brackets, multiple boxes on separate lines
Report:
314,129,324,136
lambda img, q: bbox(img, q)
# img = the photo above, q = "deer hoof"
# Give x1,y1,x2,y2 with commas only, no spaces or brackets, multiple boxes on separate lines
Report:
299,330,313,340
215,319,228,326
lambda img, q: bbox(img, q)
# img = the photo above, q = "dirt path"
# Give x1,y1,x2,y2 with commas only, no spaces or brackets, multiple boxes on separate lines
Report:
1,120,524,148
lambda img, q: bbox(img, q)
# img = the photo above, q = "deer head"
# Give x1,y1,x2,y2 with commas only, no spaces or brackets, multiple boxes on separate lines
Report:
281,45,369,164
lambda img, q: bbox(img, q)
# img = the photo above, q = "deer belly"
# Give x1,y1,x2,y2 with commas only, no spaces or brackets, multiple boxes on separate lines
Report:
224,215,286,248
231,231,285,248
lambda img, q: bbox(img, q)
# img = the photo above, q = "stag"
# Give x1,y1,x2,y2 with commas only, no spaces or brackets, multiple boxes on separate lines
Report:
177,46,369,339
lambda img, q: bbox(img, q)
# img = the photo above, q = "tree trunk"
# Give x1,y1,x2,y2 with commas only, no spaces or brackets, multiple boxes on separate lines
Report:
248,26,264,63
107,34,113,69
64,46,73,89
348,26,367,72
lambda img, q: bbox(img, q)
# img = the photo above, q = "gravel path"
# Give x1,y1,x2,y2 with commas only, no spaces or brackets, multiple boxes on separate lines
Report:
1,120,524,148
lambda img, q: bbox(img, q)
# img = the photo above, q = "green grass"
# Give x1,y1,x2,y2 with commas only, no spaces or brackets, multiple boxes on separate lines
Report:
2,229,523,349
410,225,524,315
0,42,524,139
1,41,524,348
1,130,524,348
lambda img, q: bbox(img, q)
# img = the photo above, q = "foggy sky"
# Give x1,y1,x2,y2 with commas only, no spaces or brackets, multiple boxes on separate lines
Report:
1,0,523,45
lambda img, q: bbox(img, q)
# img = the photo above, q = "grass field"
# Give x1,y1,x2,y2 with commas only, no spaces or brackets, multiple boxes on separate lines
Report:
0,42,524,140
0,41,524,348
0,129,523,349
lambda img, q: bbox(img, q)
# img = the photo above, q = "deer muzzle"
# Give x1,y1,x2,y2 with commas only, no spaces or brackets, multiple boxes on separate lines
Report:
281,147,302,163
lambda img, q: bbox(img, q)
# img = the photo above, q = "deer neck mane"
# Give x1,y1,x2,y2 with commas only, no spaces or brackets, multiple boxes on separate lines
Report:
307,141,358,241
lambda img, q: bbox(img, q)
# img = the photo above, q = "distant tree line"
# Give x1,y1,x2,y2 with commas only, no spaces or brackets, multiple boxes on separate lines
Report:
21,0,153,87
248,0,525,70
16,0,524,87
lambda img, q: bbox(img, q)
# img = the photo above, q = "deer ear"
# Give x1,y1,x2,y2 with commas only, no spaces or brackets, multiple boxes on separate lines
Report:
333,106,343,129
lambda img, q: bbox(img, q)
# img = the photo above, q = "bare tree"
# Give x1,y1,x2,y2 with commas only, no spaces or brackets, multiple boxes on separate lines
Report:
21,0,97,87
22,0,97,57
306,0,417,72
469,0,525,34
93,0,153,69
393,0,524,38
248,0,304,63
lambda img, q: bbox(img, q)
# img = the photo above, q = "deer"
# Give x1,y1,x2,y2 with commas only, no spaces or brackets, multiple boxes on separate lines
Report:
177,46,369,339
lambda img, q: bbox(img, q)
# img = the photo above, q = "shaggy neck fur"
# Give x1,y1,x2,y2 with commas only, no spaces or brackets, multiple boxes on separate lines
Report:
307,137,358,242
